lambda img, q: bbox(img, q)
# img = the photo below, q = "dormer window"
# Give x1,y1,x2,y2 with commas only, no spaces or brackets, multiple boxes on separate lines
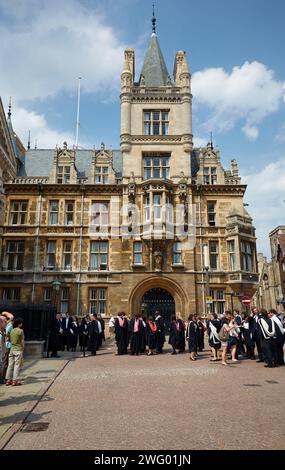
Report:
143,154,170,180
144,110,169,135
203,167,217,185
57,166,70,184
95,166,109,184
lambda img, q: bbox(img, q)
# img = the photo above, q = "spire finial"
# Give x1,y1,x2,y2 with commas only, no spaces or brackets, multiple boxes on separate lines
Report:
7,96,12,119
28,130,31,150
152,3,156,34
210,132,214,150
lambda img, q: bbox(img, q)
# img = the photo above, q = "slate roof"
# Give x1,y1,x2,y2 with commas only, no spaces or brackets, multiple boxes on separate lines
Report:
139,33,170,87
18,149,123,178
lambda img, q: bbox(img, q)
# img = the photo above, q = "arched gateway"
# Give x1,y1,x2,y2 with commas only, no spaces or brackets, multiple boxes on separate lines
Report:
129,277,188,327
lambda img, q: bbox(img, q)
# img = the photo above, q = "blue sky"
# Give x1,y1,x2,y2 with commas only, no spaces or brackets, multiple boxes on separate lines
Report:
0,0,284,255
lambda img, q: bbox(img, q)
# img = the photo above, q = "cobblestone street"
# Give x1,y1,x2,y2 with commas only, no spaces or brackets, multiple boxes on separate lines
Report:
3,343,285,450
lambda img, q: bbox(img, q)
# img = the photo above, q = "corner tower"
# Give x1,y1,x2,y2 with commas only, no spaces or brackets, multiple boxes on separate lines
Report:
120,12,193,184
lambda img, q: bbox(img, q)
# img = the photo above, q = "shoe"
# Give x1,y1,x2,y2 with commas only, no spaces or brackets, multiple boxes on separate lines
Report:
221,362,228,366
256,359,264,363
12,380,22,386
190,356,196,361
171,351,177,355
5,380,12,386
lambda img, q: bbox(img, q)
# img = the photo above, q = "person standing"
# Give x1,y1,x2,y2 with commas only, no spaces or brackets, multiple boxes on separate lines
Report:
258,309,278,368
155,311,165,354
252,307,264,363
146,316,157,356
97,314,105,350
114,312,129,355
207,313,222,361
5,318,25,386
0,315,7,384
176,315,186,353
79,314,91,352
88,314,100,356
49,313,62,358
70,316,80,352
2,312,14,380
169,315,178,355
129,314,144,355
187,314,198,361
194,314,205,352
61,313,72,351
242,313,255,360
270,309,285,366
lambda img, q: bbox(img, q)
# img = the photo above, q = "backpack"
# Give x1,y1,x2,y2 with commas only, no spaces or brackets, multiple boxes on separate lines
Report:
218,325,229,342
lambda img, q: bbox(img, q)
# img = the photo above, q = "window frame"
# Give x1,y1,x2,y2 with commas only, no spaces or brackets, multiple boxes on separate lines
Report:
6,240,25,271
209,240,219,272
10,200,28,225
65,200,75,226
207,201,216,227
62,240,73,271
173,241,183,264
133,241,143,265
143,110,169,136
90,241,108,271
89,287,107,315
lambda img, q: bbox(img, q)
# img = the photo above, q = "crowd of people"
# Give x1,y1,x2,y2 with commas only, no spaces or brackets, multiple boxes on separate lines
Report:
48,312,106,357
1,306,284,387
110,308,285,368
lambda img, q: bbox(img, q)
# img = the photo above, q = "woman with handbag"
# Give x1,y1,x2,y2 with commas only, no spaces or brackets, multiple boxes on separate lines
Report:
219,311,237,366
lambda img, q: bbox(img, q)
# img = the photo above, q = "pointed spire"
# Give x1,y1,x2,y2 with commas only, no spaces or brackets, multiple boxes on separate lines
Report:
152,3,156,35
7,96,12,120
28,130,31,150
210,132,214,150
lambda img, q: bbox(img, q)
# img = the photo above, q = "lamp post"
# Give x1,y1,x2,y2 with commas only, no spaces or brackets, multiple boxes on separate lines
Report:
52,279,62,313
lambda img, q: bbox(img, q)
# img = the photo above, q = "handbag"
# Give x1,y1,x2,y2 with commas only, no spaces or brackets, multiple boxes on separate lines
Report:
218,325,229,342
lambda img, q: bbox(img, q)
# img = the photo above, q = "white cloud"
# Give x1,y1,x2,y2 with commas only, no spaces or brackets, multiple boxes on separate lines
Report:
0,0,128,147
243,157,285,256
12,106,77,149
0,0,126,102
193,136,208,147
275,122,285,142
192,61,285,140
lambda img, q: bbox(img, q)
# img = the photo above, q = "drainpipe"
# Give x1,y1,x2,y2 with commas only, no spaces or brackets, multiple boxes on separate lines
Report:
76,184,85,315
197,187,206,319
31,183,43,303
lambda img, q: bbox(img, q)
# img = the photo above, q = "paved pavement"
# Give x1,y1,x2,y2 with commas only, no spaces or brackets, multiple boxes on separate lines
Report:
0,355,69,444
2,343,285,450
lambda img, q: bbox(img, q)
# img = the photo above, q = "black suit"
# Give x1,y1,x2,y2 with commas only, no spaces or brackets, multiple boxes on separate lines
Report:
155,316,165,354
88,319,100,355
61,316,73,351
49,318,62,357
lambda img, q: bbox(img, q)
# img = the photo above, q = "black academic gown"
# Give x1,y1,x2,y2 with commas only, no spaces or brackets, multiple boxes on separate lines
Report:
207,319,221,349
114,317,129,355
258,316,278,366
146,321,157,350
129,318,144,355
187,321,198,353
196,320,205,351
176,319,186,352
242,317,255,359
79,318,89,350
272,316,285,365
155,316,165,353
49,318,61,356
88,319,100,355
169,321,178,350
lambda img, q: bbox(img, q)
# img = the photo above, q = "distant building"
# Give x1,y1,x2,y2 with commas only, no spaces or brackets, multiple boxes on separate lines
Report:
0,14,258,321
254,226,285,312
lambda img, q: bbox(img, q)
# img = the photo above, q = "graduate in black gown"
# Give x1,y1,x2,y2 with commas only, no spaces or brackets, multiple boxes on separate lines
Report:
258,309,278,368
88,314,100,356
70,315,80,352
270,309,285,365
114,312,129,355
49,313,62,358
187,314,198,361
155,311,165,354
79,314,91,352
241,314,255,359
207,313,221,361
146,316,158,355
168,315,178,354
176,317,186,353
194,314,205,352
129,314,144,355
140,315,147,353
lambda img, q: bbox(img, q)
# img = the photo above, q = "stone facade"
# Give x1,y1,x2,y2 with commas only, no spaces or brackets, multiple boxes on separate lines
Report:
0,25,258,320
253,226,285,312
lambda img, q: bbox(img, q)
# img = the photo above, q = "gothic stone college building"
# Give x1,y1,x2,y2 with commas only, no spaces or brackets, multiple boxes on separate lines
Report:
0,22,258,323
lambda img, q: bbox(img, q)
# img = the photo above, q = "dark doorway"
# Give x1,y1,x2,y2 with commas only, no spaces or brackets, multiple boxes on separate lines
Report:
142,288,175,332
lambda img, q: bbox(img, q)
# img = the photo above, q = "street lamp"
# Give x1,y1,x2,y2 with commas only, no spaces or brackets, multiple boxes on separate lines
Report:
52,279,62,312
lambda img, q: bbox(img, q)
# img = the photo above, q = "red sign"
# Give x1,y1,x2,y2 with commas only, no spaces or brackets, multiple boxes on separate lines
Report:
242,296,251,305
